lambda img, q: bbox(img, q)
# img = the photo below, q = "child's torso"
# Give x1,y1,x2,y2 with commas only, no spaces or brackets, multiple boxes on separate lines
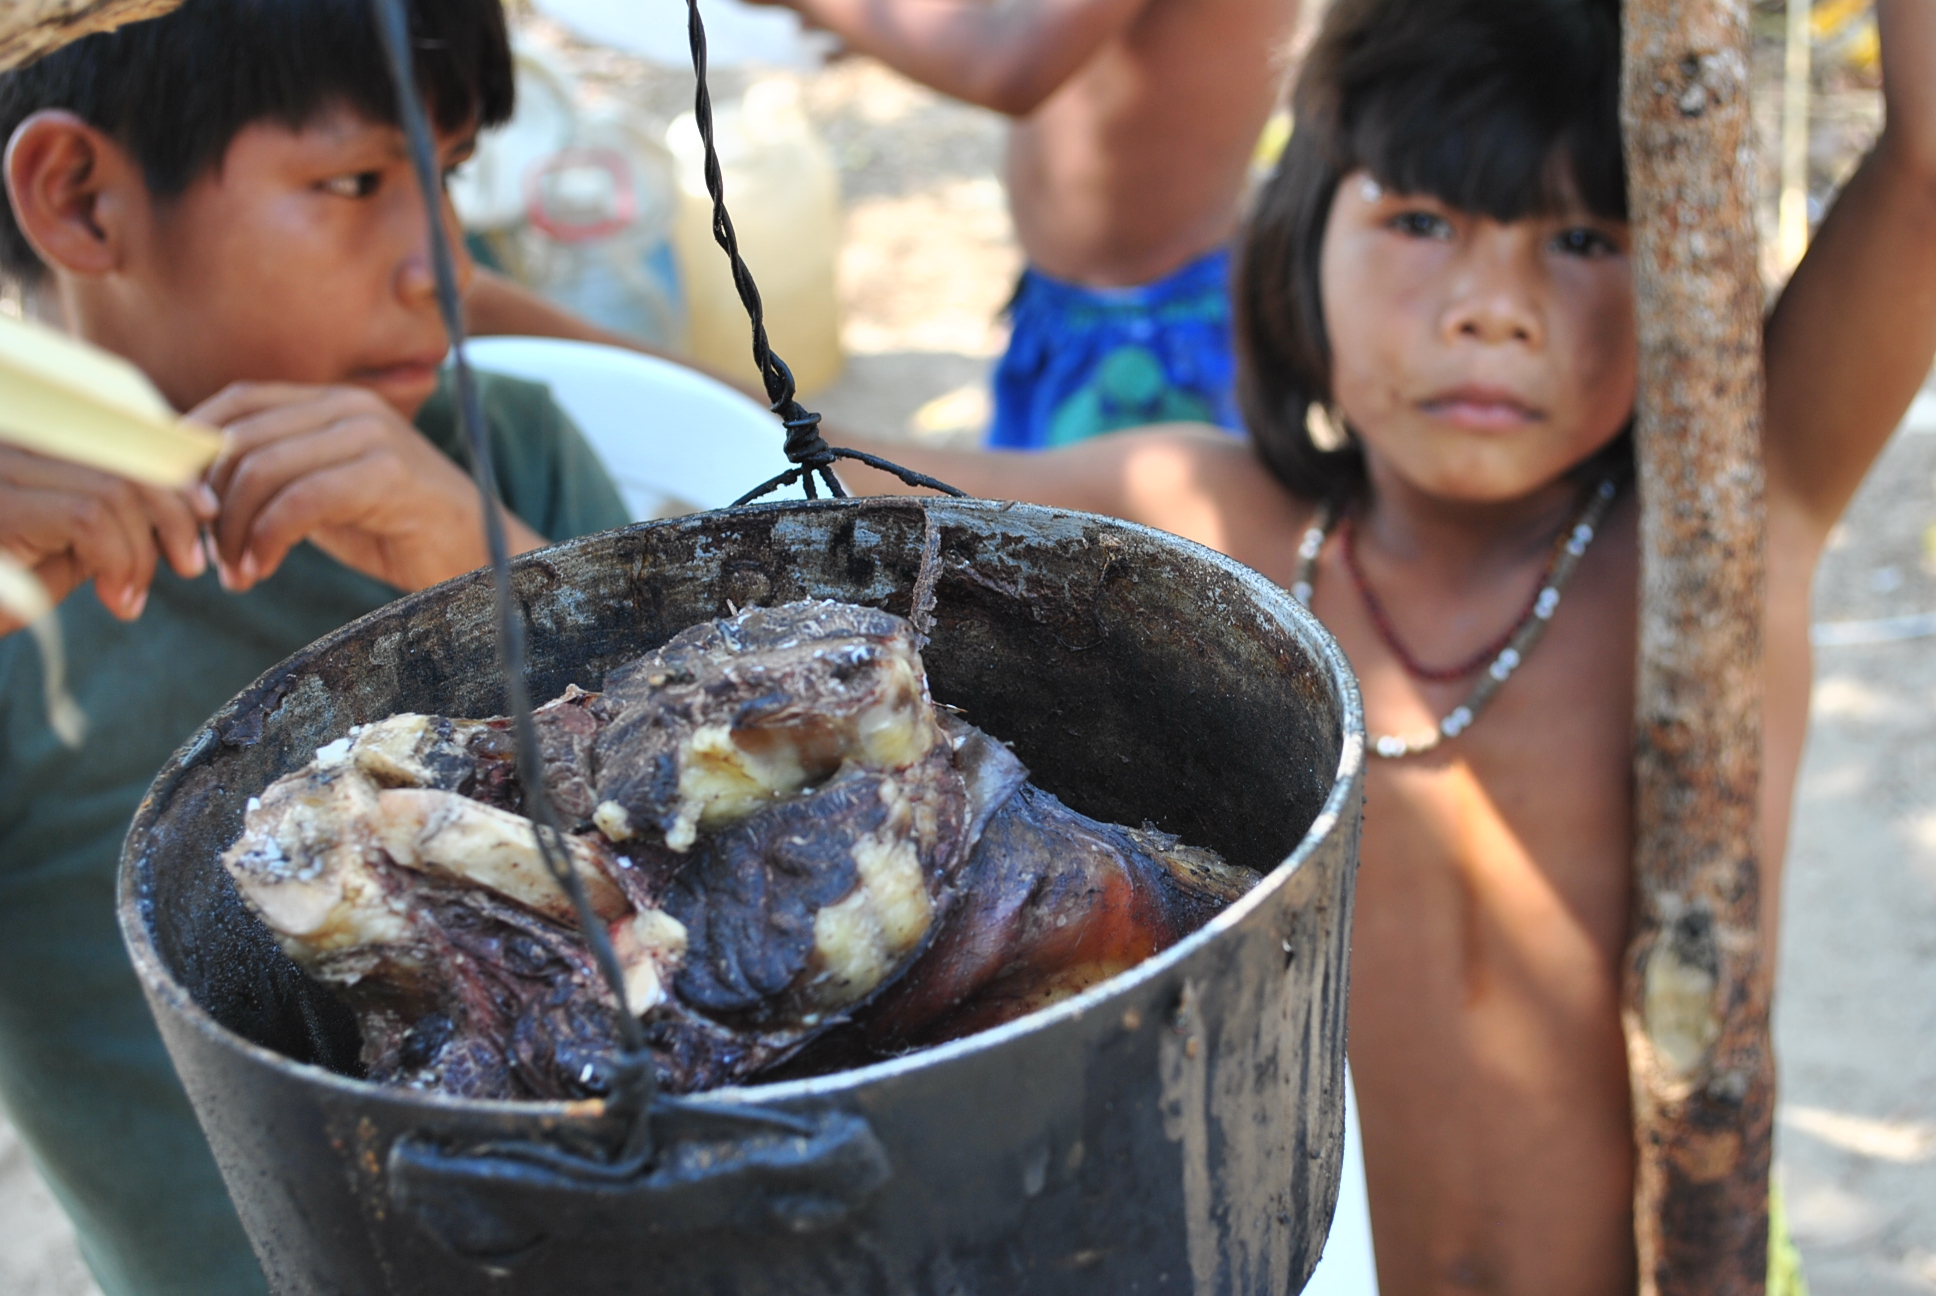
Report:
1003,0,1298,288
1212,481,1815,1295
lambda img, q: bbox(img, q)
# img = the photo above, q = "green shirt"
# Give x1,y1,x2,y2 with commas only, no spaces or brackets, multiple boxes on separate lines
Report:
0,371,628,1296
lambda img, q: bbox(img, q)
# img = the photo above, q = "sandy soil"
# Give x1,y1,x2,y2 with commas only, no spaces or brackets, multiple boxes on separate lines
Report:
2,43,1932,1296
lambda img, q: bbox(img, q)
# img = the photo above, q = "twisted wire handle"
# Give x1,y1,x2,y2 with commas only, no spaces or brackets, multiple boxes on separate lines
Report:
681,0,966,506
369,0,655,1163
360,0,967,1180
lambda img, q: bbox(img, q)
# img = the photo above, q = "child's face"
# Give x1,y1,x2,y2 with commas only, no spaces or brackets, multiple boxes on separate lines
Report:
1318,169,1636,504
85,103,476,417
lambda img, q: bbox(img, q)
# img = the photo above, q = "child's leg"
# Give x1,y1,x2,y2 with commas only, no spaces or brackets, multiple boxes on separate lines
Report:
0,876,263,1296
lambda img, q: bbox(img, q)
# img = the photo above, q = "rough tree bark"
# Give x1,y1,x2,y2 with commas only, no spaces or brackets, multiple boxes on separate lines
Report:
0,0,185,71
1620,1,1773,1293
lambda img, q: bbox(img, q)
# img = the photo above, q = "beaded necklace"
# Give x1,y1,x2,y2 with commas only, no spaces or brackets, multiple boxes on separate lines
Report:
1342,516,1545,682
1291,475,1623,758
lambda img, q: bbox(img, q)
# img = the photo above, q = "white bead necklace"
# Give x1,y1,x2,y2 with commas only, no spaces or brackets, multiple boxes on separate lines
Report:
1291,476,1622,758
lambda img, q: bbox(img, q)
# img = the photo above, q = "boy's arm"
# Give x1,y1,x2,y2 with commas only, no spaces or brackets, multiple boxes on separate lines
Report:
465,269,682,360
464,270,762,397
0,445,212,636
1763,0,1936,534
758,0,1146,116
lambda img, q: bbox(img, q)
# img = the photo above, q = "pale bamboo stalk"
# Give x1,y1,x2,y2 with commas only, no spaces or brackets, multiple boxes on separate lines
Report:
0,0,185,72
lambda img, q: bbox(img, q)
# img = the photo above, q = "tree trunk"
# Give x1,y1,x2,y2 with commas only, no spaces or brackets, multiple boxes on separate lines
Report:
0,0,185,71
1620,1,1773,1293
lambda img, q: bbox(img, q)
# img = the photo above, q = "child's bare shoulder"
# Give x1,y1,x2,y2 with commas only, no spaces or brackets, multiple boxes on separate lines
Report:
1082,424,1314,566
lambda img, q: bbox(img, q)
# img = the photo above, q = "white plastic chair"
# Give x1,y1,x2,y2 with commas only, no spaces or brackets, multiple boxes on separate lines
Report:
463,335,807,520
1304,1067,1381,1294
463,334,1380,1293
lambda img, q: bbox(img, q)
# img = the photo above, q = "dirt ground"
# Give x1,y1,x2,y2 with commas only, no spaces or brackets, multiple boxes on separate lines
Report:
3,41,1934,1296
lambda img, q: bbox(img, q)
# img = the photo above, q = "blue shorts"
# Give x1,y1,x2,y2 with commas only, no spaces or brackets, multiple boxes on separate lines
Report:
987,248,1241,450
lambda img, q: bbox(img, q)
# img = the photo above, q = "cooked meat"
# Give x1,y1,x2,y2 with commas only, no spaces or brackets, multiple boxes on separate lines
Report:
856,784,1262,1051
664,746,962,1027
587,602,940,851
224,761,413,974
226,601,973,1096
356,880,630,1099
223,756,689,1098
336,687,602,824
221,599,1257,1100
374,787,630,925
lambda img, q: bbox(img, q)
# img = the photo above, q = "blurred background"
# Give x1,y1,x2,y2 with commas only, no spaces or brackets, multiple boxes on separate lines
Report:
3,1,1933,1291
445,0,1025,446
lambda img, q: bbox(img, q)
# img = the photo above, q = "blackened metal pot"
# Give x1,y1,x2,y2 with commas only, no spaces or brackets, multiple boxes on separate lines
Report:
119,498,1365,1295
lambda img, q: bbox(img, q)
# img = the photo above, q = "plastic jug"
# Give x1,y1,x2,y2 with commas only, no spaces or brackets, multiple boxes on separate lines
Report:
668,78,844,395
531,0,835,70
451,47,686,351
448,45,577,233
516,110,686,350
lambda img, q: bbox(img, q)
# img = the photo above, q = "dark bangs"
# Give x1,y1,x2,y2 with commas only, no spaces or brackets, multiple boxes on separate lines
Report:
1342,0,1624,225
1,0,514,284
1236,0,1626,505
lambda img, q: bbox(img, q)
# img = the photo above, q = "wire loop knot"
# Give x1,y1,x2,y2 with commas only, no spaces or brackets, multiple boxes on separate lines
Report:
682,0,968,509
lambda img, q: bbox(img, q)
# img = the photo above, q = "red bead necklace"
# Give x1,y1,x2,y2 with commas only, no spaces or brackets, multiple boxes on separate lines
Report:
1340,517,1556,683
1291,475,1623,759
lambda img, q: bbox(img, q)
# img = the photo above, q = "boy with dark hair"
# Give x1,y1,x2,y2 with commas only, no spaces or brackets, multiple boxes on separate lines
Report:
0,2,628,1291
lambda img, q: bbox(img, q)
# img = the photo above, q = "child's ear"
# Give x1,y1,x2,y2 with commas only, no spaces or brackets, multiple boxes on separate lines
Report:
4,110,145,278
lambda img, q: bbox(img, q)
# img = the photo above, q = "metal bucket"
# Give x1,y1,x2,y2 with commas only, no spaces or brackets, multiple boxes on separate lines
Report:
119,498,1364,1295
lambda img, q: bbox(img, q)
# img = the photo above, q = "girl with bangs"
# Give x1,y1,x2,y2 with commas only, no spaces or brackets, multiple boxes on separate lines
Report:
841,0,1936,1288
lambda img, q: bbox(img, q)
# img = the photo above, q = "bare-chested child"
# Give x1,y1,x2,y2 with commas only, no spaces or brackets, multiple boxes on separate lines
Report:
751,0,1299,447
837,0,1936,1288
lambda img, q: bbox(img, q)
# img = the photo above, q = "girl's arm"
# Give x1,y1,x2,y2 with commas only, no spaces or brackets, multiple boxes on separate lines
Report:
1763,0,1936,534
831,423,1299,557
752,0,1147,116
464,270,680,361
830,428,1143,510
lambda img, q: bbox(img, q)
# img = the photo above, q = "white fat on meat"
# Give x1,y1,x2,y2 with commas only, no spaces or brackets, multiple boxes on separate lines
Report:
628,653,939,854
347,713,487,787
802,775,935,1012
610,908,690,1014
372,788,629,925
222,766,412,960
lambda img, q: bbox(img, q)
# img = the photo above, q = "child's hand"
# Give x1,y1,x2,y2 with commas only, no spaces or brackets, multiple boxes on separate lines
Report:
192,383,547,595
0,444,215,636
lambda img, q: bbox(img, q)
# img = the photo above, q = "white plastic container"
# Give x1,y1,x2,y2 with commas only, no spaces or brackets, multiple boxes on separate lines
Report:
448,45,578,232
452,47,686,350
516,110,686,350
667,78,844,396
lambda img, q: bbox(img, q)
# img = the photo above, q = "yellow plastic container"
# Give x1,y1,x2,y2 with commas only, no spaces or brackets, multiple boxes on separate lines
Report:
668,78,844,396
